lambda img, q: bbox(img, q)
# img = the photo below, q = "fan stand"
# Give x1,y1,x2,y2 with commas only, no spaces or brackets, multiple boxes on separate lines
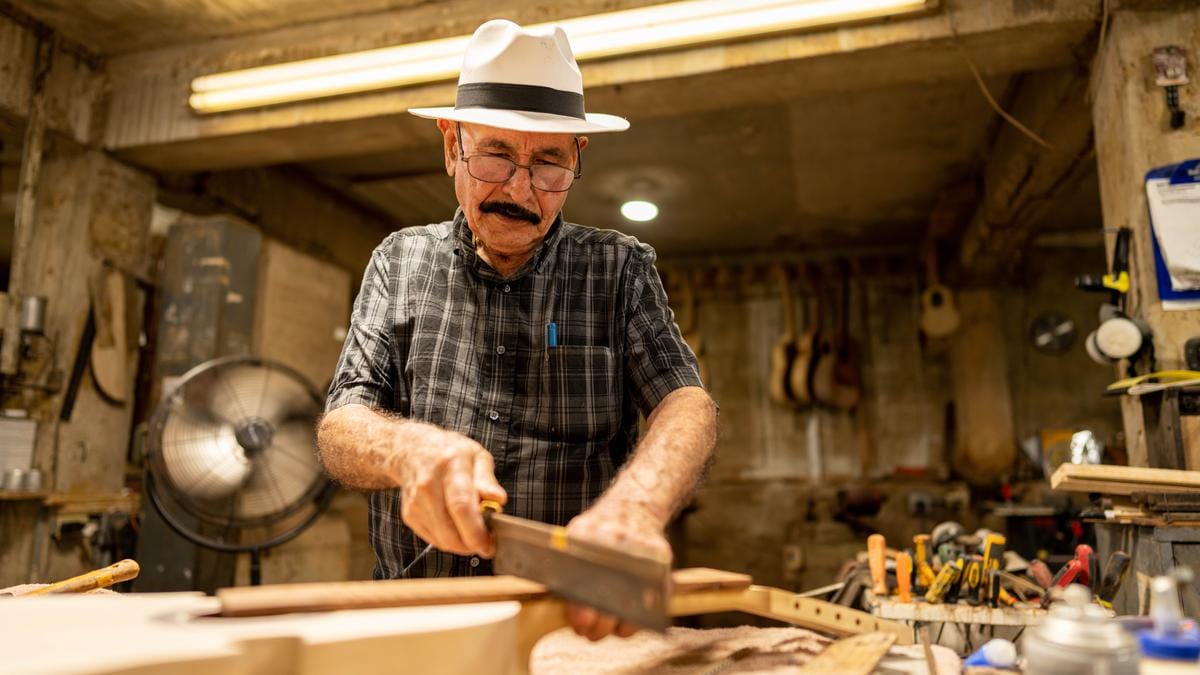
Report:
144,355,335,588
146,471,336,586
146,412,336,587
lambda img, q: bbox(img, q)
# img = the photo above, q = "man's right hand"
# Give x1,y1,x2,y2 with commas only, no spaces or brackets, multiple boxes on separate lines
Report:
389,422,507,557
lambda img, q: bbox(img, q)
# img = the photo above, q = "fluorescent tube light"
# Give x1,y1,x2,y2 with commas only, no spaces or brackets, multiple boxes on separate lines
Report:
190,0,933,113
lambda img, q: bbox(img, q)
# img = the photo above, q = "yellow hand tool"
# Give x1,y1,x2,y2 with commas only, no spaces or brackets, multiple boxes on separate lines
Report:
913,534,936,588
925,558,963,604
982,533,1006,572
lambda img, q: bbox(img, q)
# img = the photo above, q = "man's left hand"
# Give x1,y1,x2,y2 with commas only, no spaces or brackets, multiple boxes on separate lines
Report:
564,498,672,641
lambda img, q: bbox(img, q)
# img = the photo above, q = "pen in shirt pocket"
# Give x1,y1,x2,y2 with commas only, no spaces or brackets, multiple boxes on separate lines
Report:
546,322,558,348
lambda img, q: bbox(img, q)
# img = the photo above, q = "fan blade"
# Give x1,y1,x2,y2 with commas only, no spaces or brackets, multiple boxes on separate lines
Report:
161,412,249,501
206,364,319,428
202,364,266,425
237,421,321,520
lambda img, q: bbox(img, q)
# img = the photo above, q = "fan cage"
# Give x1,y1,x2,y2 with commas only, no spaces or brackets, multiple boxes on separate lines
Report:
145,355,335,552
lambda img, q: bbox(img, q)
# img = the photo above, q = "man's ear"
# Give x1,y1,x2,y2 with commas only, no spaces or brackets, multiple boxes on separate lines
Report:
438,119,456,176
576,135,589,152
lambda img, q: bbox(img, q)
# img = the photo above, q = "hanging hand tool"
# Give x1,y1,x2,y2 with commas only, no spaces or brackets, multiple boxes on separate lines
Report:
1076,228,1131,299
868,534,888,596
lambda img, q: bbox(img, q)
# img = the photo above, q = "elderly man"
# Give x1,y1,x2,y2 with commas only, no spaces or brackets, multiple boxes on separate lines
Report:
318,19,717,640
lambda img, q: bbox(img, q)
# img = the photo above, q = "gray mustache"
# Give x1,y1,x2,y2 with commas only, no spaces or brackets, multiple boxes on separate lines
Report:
480,201,540,224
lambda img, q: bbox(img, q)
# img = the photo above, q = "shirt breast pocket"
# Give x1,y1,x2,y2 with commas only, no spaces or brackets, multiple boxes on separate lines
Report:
547,345,621,443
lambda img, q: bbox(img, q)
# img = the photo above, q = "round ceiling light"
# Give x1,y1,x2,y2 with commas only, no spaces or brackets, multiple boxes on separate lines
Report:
621,200,658,222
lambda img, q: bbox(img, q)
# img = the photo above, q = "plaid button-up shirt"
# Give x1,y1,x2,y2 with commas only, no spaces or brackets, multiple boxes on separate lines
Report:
326,210,702,579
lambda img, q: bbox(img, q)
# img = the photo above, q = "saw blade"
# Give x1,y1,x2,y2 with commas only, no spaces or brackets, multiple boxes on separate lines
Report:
486,510,670,630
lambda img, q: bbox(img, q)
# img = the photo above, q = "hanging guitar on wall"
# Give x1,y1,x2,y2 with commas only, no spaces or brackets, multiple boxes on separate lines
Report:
919,243,961,339
768,264,799,407
811,259,862,411
788,263,821,408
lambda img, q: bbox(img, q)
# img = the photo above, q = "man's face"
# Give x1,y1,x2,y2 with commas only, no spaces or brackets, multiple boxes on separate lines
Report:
439,120,588,259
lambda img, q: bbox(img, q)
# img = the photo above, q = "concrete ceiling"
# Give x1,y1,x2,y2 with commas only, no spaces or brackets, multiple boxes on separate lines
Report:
3,0,1105,259
3,0,671,56
304,69,1101,257
3,0,434,55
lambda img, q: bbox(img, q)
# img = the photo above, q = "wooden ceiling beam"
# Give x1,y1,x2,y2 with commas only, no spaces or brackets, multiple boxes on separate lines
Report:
954,66,1096,284
103,1,1100,172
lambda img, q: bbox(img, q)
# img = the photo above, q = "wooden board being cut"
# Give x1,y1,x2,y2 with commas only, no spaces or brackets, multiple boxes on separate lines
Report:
219,567,753,617
1050,464,1200,495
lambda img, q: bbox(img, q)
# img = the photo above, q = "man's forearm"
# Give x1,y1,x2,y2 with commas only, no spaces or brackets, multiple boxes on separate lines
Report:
317,403,407,490
597,386,717,526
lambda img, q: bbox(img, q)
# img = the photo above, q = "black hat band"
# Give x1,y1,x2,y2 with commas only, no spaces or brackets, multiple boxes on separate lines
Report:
455,82,585,120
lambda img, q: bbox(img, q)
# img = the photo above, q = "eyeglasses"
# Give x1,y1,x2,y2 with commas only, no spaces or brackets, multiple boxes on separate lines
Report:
456,122,582,193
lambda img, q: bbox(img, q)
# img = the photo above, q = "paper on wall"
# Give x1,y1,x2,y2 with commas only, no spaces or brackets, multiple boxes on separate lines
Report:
1146,160,1200,310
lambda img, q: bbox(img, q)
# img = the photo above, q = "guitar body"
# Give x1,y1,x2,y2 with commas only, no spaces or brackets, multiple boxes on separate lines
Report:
920,284,960,338
768,265,799,407
830,340,862,410
788,328,818,406
810,334,836,406
769,336,798,406
812,261,861,411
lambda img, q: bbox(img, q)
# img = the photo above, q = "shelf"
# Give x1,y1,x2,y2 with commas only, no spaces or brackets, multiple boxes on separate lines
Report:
0,491,139,515
0,491,50,502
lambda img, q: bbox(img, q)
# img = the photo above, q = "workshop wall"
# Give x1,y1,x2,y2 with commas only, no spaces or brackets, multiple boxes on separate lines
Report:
1093,4,1200,469
0,141,155,588
0,13,156,588
672,244,1121,592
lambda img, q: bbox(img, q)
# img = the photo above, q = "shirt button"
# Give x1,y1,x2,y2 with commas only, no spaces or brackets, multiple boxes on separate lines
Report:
488,410,500,421
502,284,511,293
470,556,480,568
496,345,506,355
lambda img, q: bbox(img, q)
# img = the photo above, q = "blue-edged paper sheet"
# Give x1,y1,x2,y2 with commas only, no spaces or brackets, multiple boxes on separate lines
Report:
1146,159,1200,310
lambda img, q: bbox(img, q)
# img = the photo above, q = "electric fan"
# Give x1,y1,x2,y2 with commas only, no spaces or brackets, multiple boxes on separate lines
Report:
144,355,335,585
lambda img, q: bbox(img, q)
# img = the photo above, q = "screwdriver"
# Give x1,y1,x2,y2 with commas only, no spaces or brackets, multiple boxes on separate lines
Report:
868,534,888,596
896,552,913,603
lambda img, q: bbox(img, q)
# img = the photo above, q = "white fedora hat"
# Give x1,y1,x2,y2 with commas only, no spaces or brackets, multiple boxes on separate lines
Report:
409,19,629,134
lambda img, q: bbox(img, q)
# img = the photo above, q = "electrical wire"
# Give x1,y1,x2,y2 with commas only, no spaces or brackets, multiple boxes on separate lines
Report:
944,9,1053,151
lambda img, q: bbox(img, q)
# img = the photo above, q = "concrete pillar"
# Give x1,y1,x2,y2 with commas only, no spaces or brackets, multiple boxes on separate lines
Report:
1092,5,1200,468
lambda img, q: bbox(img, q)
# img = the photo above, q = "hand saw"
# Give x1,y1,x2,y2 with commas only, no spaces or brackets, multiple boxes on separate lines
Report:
481,501,671,630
